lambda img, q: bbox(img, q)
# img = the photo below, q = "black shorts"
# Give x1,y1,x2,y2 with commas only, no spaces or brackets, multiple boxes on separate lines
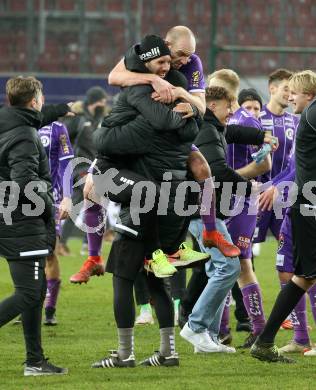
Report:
291,206,316,279
105,233,145,281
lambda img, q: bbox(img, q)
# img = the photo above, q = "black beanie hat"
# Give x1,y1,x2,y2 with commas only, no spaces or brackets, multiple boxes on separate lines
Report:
85,86,106,105
238,88,263,109
138,34,171,63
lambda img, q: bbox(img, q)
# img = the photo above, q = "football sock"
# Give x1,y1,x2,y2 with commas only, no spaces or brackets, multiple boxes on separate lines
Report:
307,283,316,324
85,202,105,257
220,292,231,335
45,279,61,309
241,283,265,336
160,327,175,357
199,179,216,232
117,328,134,360
259,280,306,344
291,294,310,345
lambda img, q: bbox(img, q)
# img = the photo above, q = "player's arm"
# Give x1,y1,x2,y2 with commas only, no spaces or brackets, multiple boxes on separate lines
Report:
57,124,74,220
127,86,187,130
236,154,272,179
108,58,174,102
173,89,206,115
40,104,70,127
94,116,152,156
227,125,278,151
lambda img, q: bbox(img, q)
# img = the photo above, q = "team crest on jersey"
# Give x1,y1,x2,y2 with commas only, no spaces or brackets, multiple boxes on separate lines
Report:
285,128,294,140
278,233,284,252
40,135,50,147
274,118,283,126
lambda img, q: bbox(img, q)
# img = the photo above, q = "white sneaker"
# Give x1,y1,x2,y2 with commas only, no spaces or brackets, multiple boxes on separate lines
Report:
194,335,236,354
135,311,154,325
180,322,221,352
304,347,316,356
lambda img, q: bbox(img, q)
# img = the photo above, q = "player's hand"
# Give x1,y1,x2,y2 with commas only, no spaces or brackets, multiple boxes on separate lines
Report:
58,197,72,220
263,133,278,152
151,77,175,103
173,102,194,118
259,185,279,211
65,102,76,116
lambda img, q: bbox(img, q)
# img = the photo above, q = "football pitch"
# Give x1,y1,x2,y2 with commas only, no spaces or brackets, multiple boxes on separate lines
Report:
1,238,315,390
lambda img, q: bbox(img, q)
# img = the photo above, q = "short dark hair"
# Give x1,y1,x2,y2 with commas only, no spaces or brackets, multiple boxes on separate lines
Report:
205,86,232,103
6,76,43,107
268,68,293,85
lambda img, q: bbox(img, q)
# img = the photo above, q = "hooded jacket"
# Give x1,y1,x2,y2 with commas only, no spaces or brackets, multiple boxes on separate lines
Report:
0,103,69,260
194,108,265,219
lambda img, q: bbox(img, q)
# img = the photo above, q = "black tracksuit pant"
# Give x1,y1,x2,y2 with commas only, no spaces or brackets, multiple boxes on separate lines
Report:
0,257,46,364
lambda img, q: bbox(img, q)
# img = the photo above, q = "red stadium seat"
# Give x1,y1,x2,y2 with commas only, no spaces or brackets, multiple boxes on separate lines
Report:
56,0,77,11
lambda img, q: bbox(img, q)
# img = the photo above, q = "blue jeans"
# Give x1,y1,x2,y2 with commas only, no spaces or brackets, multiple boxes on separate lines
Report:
188,218,241,334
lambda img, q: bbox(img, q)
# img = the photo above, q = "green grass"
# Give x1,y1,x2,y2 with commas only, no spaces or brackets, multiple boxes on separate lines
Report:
1,238,316,389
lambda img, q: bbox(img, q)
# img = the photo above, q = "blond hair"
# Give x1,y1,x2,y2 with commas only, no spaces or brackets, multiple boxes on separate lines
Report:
207,69,240,99
6,76,42,107
289,70,316,95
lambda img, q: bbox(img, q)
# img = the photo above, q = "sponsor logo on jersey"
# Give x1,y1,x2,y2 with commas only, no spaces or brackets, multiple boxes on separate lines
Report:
60,134,70,154
40,135,50,147
191,70,200,88
261,119,273,126
139,47,161,61
285,128,294,140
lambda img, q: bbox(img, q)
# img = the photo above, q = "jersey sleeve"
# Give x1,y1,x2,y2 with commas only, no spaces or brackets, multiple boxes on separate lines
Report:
57,123,74,161
187,55,205,93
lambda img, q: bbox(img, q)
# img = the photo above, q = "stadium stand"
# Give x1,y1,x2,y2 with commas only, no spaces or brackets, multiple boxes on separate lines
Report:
0,0,315,76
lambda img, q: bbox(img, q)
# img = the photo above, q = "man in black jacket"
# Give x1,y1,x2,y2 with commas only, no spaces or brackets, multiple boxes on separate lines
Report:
180,86,277,353
0,76,69,376
90,65,203,369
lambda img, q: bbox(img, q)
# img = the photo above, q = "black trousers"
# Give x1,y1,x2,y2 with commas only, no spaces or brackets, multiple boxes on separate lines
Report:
134,269,186,305
0,257,47,364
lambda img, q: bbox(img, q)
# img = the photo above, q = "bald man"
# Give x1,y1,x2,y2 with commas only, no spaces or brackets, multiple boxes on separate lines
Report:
108,25,206,116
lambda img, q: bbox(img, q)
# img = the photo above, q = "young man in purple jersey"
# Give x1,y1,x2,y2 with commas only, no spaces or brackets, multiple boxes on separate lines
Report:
253,69,299,246
251,70,316,363
38,122,74,325
208,70,273,348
